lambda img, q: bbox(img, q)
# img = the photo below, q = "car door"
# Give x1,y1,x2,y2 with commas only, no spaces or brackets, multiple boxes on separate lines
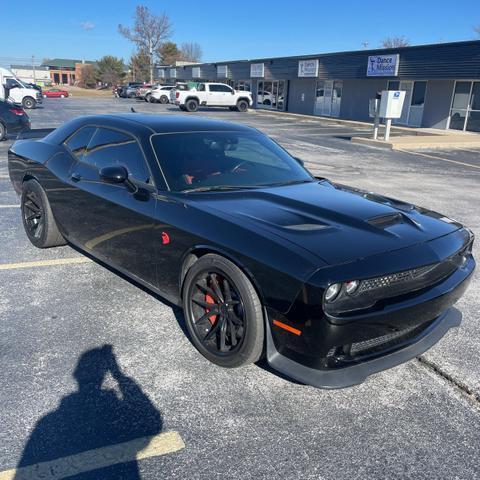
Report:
64,126,159,287
207,84,227,105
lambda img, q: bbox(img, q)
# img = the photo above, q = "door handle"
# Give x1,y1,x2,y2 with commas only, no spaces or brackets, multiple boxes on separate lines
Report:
71,172,82,182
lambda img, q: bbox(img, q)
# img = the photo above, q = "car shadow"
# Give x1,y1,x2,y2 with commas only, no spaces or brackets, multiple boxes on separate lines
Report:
14,345,162,479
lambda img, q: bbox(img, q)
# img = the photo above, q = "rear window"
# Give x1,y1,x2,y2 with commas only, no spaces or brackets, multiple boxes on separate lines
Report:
64,126,96,159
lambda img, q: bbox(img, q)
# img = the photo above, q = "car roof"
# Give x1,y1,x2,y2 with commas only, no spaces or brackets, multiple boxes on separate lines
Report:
107,113,255,134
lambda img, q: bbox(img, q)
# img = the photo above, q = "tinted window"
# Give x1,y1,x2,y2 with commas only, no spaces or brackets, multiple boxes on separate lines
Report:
64,126,96,159
84,128,150,183
151,131,313,192
411,81,427,106
209,85,231,92
197,84,206,92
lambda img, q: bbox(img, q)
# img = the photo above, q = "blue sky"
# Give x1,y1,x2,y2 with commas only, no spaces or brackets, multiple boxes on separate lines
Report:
2,0,479,65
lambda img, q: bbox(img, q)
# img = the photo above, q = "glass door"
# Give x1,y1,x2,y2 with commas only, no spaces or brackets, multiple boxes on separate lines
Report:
314,80,325,116
450,81,480,132
466,82,480,132
331,81,343,117
395,81,413,125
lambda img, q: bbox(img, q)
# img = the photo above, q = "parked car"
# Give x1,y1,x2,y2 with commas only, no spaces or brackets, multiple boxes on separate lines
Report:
43,88,69,98
0,67,43,109
136,84,154,101
0,99,30,140
173,83,252,112
150,85,174,103
7,114,475,388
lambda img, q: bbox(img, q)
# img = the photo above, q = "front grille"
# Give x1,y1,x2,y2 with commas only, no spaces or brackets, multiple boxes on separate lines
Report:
358,264,437,293
349,323,425,356
325,320,434,366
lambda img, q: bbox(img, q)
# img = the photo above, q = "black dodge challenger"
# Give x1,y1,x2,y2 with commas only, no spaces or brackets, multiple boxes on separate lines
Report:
8,114,475,388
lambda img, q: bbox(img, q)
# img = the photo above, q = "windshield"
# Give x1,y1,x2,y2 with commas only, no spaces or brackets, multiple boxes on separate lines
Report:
151,131,313,192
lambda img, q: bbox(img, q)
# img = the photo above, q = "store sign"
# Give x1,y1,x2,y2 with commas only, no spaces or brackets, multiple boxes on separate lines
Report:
192,67,201,78
217,65,228,77
367,54,399,77
169,68,177,78
250,63,264,78
298,59,319,77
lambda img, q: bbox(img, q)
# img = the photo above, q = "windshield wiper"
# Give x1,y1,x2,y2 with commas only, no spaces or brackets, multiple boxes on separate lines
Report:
272,179,316,187
181,185,261,193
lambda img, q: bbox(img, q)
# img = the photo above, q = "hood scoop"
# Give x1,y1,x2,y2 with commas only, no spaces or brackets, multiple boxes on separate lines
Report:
367,212,422,231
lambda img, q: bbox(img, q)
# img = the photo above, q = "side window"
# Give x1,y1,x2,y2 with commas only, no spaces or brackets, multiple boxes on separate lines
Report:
198,84,206,92
84,128,151,183
64,126,96,159
218,85,232,93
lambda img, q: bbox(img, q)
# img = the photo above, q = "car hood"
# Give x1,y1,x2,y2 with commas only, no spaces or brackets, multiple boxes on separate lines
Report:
192,180,462,266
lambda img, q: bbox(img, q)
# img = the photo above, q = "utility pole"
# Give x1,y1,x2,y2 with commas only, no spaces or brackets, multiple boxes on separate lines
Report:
32,55,36,84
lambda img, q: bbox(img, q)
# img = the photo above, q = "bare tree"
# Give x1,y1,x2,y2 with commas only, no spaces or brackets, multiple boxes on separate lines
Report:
380,36,410,48
119,5,172,83
180,42,203,62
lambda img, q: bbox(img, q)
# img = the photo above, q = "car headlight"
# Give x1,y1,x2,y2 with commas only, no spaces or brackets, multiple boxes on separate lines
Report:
345,280,359,294
325,283,341,302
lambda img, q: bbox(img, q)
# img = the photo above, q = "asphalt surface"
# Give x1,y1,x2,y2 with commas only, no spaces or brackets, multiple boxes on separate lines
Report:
0,97,479,479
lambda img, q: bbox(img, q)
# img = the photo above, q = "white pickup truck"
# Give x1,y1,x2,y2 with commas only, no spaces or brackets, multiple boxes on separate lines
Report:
0,67,42,109
172,83,252,112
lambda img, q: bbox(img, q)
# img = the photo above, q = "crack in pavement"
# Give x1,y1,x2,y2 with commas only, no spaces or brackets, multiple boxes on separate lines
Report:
417,356,480,409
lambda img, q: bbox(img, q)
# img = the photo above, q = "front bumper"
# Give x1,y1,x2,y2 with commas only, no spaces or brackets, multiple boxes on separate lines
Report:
265,231,475,388
266,306,462,389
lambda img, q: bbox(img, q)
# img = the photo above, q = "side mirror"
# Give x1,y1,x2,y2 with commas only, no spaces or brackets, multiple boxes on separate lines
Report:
99,165,138,193
99,165,128,184
294,156,304,166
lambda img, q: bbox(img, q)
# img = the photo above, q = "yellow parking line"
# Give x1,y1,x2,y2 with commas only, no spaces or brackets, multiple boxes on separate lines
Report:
396,148,480,170
0,431,185,480
0,205,20,208
0,257,92,271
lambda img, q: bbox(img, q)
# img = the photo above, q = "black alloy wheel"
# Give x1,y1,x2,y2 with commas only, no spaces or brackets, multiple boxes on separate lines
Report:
21,179,66,248
183,254,264,368
23,189,44,240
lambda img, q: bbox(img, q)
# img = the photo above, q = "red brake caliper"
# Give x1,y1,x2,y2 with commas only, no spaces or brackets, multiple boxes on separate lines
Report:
205,293,217,325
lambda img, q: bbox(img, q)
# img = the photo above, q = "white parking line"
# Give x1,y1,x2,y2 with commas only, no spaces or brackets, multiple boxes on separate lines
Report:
0,205,20,208
396,149,480,170
0,431,185,480
0,257,92,271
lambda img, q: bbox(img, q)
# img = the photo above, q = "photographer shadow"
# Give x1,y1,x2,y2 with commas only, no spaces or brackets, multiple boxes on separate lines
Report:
14,345,162,479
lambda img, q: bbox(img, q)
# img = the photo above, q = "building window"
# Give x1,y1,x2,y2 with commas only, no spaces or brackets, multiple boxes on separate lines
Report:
411,81,427,107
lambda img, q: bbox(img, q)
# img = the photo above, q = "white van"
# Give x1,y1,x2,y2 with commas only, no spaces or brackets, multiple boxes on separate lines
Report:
0,67,43,109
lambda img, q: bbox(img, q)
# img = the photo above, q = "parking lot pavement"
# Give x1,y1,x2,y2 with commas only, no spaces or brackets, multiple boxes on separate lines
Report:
1,97,479,479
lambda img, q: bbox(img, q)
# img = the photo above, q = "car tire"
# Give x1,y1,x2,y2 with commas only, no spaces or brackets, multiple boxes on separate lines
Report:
21,179,67,248
0,122,6,141
182,253,265,368
185,99,199,112
236,100,249,112
159,95,169,104
22,97,36,109
145,94,151,103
